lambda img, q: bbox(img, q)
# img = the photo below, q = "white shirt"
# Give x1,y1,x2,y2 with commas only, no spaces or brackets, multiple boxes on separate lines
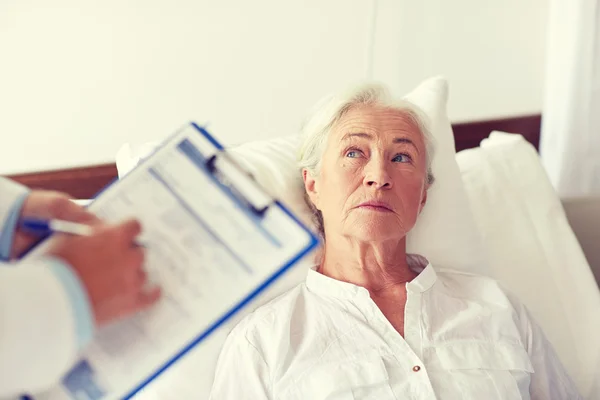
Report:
209,256,582,399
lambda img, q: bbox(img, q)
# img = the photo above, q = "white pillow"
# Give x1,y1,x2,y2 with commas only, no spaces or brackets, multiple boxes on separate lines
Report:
456,132,600,398
117,77,489,397
402,77,487,273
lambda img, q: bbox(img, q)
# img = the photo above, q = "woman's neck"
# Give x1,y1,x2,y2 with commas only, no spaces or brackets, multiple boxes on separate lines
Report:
318,235,418,295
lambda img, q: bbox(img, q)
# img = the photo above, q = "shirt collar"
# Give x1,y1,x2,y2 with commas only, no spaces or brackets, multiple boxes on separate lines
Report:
405,254,437,293
305,254,437,299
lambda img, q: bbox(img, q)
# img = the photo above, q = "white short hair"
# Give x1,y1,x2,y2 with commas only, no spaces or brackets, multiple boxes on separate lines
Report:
298,82,436,185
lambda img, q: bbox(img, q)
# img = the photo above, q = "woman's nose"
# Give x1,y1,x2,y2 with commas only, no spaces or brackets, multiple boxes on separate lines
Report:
363,159,392,189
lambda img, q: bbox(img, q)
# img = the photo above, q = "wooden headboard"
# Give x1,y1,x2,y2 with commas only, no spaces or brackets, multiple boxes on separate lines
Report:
7,114,541,199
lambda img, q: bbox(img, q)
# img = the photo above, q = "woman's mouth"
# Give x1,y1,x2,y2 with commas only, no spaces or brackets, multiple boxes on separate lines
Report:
357,201,393,212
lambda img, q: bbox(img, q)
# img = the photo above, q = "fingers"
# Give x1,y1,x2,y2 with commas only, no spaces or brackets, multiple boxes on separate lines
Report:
98,218,144,250
26,191,101,225
129,245,145,269
116,285,161,319
47,193,100,225
118,248,146,288
76,209,102,226
138,266,148,287
115,218,143,246
46,193,85,221
136,286,162,309
110,220,157,315
114,287,162,324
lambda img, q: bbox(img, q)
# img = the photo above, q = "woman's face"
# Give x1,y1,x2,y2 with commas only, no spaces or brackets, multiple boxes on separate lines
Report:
303,105,429,243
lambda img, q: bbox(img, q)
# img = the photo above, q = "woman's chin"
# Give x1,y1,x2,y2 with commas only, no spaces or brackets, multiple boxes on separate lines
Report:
344,221,407,242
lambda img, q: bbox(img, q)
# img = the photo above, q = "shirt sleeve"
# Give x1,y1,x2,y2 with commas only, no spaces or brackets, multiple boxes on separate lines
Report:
46,257,96,349
0,258,79,397
0,184,95,350
0,191,28,260
209,322,272,400
509,295,584,399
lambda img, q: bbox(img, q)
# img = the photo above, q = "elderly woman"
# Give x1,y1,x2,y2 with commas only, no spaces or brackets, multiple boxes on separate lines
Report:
209,84,581,399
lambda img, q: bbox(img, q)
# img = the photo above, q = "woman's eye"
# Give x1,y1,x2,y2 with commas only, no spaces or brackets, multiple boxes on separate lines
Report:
392,153,412,163
346,150,361,158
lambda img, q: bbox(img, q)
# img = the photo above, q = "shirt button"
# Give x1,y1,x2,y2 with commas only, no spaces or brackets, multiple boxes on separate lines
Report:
413,365,421,372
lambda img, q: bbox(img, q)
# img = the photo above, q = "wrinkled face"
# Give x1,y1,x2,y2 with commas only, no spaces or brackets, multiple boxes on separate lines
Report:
303,105,429,242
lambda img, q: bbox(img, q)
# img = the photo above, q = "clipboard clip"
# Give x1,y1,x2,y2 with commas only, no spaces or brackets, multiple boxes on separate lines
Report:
205,152,272,217
177,126,273,217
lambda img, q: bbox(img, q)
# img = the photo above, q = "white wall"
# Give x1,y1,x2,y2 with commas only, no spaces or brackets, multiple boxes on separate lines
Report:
373,0,549,122
0,0,548,175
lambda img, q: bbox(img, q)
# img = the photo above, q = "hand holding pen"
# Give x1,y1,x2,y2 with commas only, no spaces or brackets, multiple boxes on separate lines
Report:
20,217,146,247
14,190,160,328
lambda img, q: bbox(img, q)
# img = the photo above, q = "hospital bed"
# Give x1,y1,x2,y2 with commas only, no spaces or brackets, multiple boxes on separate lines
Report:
7,108,600,399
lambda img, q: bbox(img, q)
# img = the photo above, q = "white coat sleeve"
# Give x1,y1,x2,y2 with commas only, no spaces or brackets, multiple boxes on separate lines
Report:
0,262,80,397
0,177,28,241
0,178,80,397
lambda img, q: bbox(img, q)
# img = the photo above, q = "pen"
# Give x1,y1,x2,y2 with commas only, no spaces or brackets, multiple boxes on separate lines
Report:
20,217,146,247
21,218,94,237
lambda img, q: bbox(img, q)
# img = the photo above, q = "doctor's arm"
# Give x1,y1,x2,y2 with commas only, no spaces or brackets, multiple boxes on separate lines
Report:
0,177,160,397
0,177,92,395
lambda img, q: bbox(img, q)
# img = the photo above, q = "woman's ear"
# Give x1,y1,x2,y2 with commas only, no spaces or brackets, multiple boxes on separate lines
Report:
302,168,320,210
418,187,428,214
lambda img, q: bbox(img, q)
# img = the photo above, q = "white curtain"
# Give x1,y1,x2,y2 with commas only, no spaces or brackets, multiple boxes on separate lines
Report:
540,0,600,197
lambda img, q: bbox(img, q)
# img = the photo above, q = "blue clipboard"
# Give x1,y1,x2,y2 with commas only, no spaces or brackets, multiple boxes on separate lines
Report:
24,123,319,400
